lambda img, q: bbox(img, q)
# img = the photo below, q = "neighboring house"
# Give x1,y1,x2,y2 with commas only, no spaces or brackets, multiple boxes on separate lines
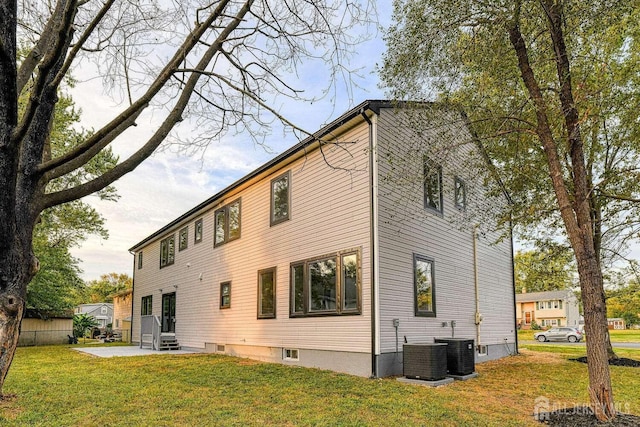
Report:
19,309,73,346
75,303,114,328
130,100,516,377
112,289,133,341
515,290,580,329
607,318,625,330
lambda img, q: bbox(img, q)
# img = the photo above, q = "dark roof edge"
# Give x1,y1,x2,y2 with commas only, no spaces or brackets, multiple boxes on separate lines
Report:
129,100,393,252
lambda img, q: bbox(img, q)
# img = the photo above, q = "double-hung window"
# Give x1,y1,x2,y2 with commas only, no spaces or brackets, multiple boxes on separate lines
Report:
414,254,436,317
160,234,175,268
137,251,143,269
214,199,241,247
424,157,443,213
220,281,231,309
271,171,290,226
141,295,153,315
290,249,360,317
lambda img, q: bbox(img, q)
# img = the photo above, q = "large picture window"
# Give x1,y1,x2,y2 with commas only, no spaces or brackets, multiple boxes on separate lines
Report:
290,249,360,317
141,295,153,315
270,171,290,226
258,267,276,319
214,199,241,247
414,254,436,317
424,157,443,213
160,234,175,268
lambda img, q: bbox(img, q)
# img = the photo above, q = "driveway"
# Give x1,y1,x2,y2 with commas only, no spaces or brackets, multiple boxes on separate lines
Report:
520,340,640,349
73,346,201,358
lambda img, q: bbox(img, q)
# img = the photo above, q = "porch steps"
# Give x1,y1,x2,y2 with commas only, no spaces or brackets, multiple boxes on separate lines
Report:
159,335,181,351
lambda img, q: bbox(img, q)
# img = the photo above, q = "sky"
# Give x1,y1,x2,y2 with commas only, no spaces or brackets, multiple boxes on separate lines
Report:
69,4,391,281
66,3,639,282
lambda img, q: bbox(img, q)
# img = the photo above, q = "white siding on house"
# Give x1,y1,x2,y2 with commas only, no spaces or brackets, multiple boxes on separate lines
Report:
132,117,372,355
374,107,515,355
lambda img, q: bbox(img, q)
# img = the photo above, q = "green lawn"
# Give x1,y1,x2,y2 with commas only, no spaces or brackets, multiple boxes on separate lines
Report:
1,344,639,426
518,328,640,342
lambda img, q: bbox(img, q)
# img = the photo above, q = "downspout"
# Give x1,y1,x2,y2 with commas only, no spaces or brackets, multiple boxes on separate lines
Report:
129,250,136,345
361,109,379,378
473,226,482,351
510,224,519,354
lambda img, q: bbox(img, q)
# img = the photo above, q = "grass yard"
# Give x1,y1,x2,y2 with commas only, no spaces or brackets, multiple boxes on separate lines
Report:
518,328,640,342
1,344,639,426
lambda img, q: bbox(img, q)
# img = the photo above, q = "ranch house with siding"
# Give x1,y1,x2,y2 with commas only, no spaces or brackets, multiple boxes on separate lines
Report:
129,100,517,377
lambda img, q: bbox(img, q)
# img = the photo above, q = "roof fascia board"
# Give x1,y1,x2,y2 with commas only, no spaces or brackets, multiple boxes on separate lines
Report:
129,100,390,252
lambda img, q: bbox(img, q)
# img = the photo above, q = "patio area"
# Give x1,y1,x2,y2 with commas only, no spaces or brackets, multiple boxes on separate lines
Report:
73,345,200,358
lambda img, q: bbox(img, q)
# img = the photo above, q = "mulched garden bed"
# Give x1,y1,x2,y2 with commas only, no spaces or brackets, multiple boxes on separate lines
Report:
537,407,640,426
570,356,640,367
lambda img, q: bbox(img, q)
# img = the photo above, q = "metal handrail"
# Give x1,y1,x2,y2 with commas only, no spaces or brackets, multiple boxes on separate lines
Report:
151,315,161,350
140,315,161,350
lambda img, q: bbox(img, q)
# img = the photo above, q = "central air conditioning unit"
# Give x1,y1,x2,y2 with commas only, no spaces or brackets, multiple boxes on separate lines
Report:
403,343,448,380
434,338,475,375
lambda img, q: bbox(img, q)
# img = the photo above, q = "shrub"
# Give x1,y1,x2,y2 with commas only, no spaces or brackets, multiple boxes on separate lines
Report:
531,320,542,330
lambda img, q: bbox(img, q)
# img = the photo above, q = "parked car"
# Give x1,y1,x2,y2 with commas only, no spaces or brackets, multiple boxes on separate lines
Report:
534,327,583,343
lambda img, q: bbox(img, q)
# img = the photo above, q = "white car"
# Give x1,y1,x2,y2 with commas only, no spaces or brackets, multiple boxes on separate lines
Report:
534,327,583,343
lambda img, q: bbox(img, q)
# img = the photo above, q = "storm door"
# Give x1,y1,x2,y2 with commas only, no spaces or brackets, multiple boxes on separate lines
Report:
162,292,176,333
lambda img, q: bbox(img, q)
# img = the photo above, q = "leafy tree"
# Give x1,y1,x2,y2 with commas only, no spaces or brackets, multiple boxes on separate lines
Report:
606,279,640,328
72,313,99,341
0,0,374,395
83,273,132,303
515,246,576,293
380,0,639,420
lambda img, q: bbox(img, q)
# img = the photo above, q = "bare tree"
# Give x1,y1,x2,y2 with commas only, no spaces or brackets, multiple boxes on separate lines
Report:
0,0,374,394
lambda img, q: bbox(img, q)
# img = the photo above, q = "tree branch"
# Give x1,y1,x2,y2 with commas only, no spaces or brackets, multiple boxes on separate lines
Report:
40,0,253,210
12,0,77,146
38,0,233,181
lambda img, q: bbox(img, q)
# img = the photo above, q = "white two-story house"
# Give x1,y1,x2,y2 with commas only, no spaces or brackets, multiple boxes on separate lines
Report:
129,100,517,377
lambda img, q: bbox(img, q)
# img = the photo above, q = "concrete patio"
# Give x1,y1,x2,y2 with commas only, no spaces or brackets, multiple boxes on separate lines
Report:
73,345,200,358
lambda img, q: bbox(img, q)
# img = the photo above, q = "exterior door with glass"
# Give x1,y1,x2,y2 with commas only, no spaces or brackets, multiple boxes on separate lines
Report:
162,292,176,333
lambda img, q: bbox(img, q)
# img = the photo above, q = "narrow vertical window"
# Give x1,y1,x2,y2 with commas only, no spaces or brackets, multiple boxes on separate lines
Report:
179,226,188,251
291,264,304,315
194,218,203,243
228,200,241,240
137,251,143,270
271,171,290,226
160,235,175,268
215,209,226,247
414,254,436,317
220,281,231,309
454,177,466,210
341,253,358,311
258,267,276,319
424,157,443,213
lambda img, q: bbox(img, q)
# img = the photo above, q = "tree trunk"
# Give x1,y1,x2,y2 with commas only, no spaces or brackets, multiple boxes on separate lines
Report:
0,241,34,395
508,10,616,420
577,254,616,420
0,294,25,396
